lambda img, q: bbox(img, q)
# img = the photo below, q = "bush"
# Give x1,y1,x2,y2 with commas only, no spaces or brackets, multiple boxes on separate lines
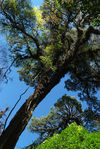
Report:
35,123,100,149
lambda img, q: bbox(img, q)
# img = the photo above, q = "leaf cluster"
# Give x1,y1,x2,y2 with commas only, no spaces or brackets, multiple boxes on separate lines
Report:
35,123,100,149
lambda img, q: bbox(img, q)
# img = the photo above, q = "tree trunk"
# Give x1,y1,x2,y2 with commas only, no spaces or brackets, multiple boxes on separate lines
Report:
0,65,68,149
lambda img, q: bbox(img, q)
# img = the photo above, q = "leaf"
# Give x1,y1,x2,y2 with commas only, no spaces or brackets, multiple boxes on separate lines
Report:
55,0,61,9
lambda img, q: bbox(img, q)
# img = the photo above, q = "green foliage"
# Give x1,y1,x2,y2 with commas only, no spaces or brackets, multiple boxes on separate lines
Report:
35,123,100,149
0,0,100,89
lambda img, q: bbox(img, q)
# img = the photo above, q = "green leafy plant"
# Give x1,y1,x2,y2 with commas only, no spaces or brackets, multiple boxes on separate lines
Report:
35,123,100,149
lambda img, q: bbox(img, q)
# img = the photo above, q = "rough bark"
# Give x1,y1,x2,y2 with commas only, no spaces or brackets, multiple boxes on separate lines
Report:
0,61,69,149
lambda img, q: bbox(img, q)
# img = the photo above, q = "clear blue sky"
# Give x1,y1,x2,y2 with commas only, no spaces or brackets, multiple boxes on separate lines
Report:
0,1,100,149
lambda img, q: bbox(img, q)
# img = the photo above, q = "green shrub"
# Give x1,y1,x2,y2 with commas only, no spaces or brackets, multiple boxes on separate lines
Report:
35,123,100,149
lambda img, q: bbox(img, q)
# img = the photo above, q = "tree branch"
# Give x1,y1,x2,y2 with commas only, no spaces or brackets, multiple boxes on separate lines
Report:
3,71,41,130
3,86,30,130
1,8,42,52
81,26,100,45
3,58,17,83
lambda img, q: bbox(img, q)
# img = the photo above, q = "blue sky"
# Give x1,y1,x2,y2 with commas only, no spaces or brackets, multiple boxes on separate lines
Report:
0,0,100,149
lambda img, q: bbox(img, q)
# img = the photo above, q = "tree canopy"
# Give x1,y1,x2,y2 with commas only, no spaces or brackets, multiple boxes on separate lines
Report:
0,0,100,148
28,95,83,146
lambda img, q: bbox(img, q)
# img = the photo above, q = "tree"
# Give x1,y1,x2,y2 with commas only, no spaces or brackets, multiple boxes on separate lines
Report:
27,95,82,146
83,108,100,131
0,0,100,148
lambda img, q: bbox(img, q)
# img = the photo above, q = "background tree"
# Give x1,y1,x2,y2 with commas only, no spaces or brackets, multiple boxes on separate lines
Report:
83,108,100,131
0,0,99,148
28,95,82,146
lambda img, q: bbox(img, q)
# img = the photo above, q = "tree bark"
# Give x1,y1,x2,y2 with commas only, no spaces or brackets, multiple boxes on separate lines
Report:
0,63,68,149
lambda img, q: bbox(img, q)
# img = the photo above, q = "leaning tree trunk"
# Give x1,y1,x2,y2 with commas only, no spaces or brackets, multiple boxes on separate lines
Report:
0,64,68,149
0,25,98,149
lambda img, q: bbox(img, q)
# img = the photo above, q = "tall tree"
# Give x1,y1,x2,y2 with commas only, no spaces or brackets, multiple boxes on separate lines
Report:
0,0,100,148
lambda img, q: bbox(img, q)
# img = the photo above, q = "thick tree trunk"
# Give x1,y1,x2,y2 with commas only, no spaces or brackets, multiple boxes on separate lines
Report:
0,65,68,149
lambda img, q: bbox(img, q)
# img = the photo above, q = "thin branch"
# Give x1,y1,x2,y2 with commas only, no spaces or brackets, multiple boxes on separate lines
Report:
3,86,30,130
3,58,17,83
3,71,42,130
0,107,9,119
